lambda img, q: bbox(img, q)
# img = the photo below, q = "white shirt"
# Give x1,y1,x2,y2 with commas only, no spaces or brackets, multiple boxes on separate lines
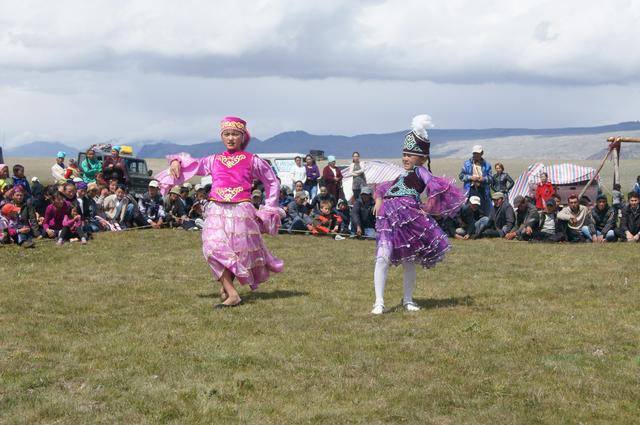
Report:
291,164,307,188
51,163,66,182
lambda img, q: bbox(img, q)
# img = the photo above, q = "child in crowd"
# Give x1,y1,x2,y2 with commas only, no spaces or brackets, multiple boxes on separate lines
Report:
64,159,81,181
12,164,32,199
0,164,10,192
61,205,87,245
371,115,465,315
43,192,70,240
311,200,343,239
612,183,623,215
335,199,351,235
0,203,21,245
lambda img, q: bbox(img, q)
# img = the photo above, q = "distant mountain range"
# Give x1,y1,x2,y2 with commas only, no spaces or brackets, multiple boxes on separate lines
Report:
5,121,640,160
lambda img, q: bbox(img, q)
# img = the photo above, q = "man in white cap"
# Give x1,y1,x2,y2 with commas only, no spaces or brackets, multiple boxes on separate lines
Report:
454,195,489,239
459,145,492,216
137,180,165,229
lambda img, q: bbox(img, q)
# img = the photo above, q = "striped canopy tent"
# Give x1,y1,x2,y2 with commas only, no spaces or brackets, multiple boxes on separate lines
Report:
342,160,404,201
508,163,600,206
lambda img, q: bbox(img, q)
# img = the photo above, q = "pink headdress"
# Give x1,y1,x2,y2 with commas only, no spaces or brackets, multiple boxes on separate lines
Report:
220,116,251,149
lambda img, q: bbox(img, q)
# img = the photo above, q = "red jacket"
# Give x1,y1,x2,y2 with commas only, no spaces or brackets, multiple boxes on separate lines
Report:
535,182,555,209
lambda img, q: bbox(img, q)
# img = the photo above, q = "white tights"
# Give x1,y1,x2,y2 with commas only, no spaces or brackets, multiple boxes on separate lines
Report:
374,251,417,306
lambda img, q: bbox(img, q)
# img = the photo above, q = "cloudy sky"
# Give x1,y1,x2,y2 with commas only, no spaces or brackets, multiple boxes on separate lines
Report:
1,0,640,148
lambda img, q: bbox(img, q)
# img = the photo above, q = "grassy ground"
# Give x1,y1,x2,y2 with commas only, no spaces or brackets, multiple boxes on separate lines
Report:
1,230,638,424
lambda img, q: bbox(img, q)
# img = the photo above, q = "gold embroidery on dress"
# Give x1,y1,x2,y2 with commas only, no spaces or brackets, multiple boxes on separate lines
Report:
215,186,243,202
217,154,247,168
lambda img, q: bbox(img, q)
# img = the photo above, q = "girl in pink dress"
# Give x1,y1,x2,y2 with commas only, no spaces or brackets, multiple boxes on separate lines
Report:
157,117,284,308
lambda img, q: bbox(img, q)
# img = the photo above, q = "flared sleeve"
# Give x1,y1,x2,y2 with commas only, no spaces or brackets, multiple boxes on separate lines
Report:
417,166,466,218
252,156,285,235
155,153,214,195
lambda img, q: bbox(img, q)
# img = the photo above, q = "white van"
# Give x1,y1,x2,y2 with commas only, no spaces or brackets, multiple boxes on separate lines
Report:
200,153,306,189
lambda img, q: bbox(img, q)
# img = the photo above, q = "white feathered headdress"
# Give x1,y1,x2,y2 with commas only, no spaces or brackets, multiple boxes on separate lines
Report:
411,114,433,140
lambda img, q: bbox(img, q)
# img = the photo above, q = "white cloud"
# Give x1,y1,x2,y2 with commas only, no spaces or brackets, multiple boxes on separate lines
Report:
1,0,639,84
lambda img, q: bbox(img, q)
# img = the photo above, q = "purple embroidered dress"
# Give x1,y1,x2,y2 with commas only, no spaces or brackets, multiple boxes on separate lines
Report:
156,150,284,289
375,166,465,268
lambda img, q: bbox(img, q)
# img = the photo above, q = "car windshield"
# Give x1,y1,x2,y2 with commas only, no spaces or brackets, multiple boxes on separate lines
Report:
126,159,148,175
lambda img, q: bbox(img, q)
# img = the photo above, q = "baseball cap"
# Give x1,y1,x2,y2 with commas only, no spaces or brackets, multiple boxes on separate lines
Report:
294,191,308,199
491,192,504,200
469,195,481,206
56,151,66,158
472,145,483,154
1,203,20,215
31,176,39,183
327,155,336,162
361,186,373,195
148,180,159,188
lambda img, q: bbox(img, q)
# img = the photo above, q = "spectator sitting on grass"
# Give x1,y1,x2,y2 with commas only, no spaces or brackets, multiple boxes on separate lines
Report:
505,195,539,241
310,200,343,237
11,186,40,245
455,196,489,239
31,177,44,214
107,178,119,194
0,203,11,244
557,193,595,242
591,195,617,243
62,182,78,210
310,184,336,213
103,185,134,229
251,189,263,210
59,205,87,245
530,198,566,242
138,180,165,229
351,186,376,239
293,180,310,203
43,191,70,239
11,164,32,199
335,199,351,235
616,191,640,243
285,191,313,234
187,201,205,230
1,203,28,246
490,162,514,196
165,186,187,228
278,187,293,210
180,186,194,212
480,192,515,238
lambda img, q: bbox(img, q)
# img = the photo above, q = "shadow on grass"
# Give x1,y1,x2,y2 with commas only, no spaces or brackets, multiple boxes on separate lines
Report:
197,289,308,303
412,295,474,310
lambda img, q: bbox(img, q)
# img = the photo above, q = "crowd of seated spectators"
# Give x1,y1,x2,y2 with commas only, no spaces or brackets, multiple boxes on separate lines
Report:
1,152,639,249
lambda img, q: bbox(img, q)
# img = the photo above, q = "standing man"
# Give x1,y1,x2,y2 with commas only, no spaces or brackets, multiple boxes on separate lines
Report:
459,145,492,216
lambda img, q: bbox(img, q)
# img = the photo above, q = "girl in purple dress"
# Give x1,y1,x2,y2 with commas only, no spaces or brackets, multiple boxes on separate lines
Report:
157,117,284,308
371,115,465,315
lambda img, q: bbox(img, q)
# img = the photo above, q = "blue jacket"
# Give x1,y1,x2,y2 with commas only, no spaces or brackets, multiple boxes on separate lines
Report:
459,159,492,198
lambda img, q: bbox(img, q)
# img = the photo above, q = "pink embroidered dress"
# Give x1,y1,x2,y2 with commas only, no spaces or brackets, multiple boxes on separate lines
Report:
156,149,284,289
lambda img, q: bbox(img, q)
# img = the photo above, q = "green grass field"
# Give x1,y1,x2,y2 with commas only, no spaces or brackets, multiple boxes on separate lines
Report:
1,230,638,424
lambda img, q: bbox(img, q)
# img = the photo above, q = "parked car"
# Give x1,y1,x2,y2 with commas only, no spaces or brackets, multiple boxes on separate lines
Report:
78,144,154,198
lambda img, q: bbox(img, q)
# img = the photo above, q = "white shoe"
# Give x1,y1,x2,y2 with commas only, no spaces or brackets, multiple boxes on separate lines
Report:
403,301,421,312
371,304,385,315
334,234,346,240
